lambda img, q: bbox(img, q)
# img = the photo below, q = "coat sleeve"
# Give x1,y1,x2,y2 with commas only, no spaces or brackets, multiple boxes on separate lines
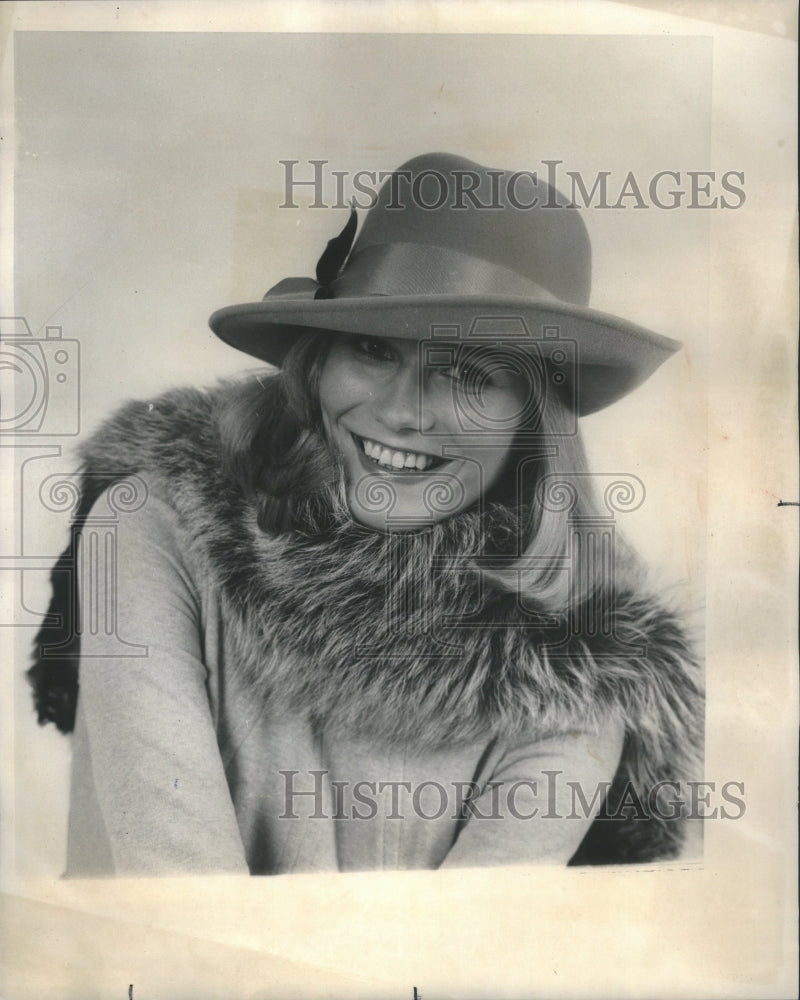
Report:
66,482,250,876
439,715,626,868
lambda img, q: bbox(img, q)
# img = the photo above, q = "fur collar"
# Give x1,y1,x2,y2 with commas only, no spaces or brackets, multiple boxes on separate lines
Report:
30,378,704,864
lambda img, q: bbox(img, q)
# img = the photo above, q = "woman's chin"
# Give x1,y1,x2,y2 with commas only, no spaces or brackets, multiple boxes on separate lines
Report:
344,463,480,531
347,504,439,533
345,485,453,532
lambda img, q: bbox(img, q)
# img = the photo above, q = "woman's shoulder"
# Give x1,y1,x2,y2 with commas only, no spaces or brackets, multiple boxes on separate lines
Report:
77,376,274,476
81,477,206,617
73,373,282,517
72,376,283,589
84,474,185,541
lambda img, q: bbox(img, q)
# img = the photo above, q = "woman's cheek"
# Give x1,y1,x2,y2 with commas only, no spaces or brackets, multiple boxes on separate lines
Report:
319,364,362,421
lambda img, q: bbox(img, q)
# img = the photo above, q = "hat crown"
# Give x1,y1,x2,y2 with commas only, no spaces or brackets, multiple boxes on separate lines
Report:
350,152,591,306
209,151,681,416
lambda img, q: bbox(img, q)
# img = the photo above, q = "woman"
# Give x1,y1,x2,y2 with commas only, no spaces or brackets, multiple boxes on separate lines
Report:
29,153,703,875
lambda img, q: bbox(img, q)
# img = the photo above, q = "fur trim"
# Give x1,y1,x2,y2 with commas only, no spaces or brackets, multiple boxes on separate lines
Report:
29,379,704,864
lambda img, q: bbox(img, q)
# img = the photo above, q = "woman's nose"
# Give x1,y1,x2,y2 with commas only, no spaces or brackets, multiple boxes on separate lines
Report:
373,364,435,434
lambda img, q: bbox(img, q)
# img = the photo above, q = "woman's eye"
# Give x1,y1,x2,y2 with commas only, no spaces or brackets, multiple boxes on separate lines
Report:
440,364,483,391
438,356,523,395
439,354,498,392
352,337,396,362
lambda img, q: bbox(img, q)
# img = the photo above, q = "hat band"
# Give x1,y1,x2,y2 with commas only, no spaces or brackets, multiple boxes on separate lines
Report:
328,242,562,302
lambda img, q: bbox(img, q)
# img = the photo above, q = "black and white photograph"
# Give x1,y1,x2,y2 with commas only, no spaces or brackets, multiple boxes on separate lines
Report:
1,2,796,997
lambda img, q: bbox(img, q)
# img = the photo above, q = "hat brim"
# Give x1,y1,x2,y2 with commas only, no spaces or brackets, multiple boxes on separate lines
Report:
209,294,681,416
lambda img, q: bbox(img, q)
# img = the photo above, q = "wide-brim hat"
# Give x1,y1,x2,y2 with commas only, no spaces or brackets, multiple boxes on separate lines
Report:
209,152,681,415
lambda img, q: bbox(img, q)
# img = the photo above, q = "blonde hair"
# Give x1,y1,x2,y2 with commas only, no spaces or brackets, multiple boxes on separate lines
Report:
219,331,603,612
482,393,602,610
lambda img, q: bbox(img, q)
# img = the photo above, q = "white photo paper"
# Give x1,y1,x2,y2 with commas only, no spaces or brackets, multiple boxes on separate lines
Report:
1,2,796,997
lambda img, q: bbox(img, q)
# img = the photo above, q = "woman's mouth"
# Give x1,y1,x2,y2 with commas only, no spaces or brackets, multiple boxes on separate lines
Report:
355,435,447,472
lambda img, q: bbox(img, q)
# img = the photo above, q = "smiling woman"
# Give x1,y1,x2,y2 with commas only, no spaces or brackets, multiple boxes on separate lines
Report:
28,153,703,876
319,334,531,528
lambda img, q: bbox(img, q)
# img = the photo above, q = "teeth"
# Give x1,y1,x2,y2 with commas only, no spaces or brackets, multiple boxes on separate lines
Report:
359,437,436,471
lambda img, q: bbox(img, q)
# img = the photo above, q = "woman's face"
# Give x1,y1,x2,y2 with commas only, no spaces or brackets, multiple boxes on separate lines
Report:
318,334,534,529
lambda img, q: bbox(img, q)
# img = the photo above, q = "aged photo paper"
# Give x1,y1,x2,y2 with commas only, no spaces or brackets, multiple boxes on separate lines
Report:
1,1,797,997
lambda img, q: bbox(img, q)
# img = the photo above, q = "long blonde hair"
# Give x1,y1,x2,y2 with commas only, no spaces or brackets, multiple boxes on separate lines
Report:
219,331,605,612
